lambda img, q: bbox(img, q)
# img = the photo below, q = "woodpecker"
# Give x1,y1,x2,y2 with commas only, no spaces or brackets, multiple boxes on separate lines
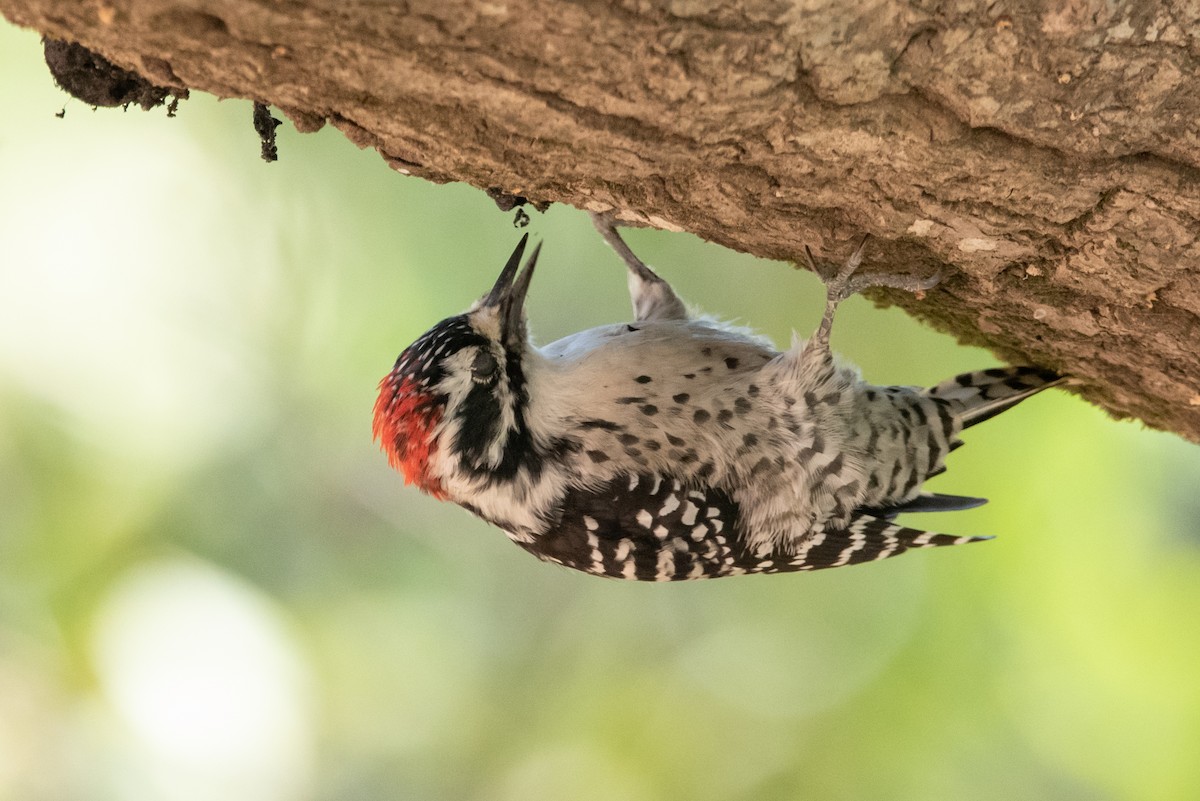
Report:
373,216,1061,580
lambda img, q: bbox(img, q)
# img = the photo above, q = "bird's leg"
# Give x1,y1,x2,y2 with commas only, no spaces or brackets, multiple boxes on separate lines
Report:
805,236,868,354
589,211,659,284
804,236,940,354
590,212,689,322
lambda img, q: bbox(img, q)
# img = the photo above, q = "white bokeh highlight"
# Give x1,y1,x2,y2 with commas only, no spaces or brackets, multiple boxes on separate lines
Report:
89,558,314,801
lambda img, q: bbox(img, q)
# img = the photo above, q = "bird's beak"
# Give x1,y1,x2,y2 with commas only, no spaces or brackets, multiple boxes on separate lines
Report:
483,233,541,348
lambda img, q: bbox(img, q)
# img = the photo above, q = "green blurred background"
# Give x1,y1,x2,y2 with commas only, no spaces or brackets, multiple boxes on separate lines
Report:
3,21,1200,801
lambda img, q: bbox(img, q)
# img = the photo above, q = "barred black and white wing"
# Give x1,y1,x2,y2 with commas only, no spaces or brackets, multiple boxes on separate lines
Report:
518,474,989,581
520,474,741,580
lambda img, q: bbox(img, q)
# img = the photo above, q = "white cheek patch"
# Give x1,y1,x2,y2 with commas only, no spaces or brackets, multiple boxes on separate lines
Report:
438,349,479,396
485,382,519,467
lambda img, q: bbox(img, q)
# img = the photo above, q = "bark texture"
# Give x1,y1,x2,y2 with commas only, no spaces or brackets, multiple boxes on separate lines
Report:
3,0,1200,440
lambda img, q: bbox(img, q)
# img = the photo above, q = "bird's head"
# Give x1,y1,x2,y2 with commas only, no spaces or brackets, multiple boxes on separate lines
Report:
373,235,542,496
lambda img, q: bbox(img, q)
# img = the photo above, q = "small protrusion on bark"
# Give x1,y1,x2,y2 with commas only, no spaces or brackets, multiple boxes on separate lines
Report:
43,37,186,112
253,101,282,163
485,187,551,213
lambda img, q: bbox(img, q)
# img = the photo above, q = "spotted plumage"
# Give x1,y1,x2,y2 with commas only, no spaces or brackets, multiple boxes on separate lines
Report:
373,218,1062,580
518,473,984,581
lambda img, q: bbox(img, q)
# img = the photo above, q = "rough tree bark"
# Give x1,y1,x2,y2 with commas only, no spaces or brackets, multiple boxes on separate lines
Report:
3,0,1199,441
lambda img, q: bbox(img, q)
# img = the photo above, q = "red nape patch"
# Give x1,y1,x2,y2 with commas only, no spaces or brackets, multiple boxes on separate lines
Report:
372,374,446,499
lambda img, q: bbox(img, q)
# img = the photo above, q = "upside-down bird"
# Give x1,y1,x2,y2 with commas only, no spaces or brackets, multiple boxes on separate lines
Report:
373,216,1060,580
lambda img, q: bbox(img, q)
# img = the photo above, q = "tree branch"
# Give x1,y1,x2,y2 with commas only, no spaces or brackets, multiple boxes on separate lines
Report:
3,0,1199,440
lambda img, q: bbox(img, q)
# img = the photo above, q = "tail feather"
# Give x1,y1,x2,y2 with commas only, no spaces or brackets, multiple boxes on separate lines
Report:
925,366,1062,430
781,515,991,572
858,491,988,520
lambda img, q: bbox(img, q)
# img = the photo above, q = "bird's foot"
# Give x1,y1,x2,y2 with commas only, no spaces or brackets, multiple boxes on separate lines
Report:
804,236,940,351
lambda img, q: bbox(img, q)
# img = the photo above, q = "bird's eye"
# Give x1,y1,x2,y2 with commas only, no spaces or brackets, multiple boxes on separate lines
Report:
471,349,499,383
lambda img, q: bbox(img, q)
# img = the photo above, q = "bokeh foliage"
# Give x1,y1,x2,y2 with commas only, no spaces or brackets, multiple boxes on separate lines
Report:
2,22,1199,801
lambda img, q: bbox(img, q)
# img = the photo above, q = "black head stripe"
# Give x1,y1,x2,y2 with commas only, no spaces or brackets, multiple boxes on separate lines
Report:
455,349,532,481
454,380,507,467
